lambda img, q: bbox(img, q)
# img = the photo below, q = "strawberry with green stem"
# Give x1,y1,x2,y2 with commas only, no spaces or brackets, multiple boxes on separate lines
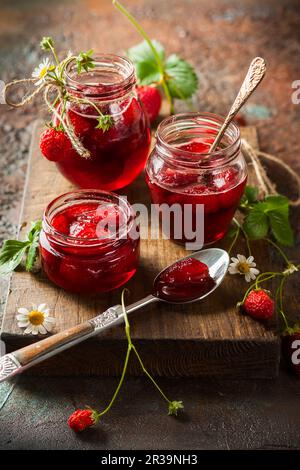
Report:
68,290,184,432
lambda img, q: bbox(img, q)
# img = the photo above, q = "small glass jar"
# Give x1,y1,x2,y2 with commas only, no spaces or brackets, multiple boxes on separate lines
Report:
51,54,151,190
40,190,140,294
145,113,247,246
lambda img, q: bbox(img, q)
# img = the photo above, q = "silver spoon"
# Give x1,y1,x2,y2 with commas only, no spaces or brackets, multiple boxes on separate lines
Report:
0,248,229,383
210,57,266,153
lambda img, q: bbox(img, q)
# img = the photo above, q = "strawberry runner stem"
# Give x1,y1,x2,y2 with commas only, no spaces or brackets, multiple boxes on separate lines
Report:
95,289,176,420
113,0,174,114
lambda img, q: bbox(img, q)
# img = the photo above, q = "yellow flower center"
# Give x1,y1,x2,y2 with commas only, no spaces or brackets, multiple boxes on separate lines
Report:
28,310,45,326
237,262,250,274
39,66,48,79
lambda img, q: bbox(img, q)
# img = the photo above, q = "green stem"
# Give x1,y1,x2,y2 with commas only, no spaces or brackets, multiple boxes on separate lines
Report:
48,43,60,66
232,218,252,256
122,289,171,405
97,344,132,418
276,276,289,330
265,238,290,266
113,0,174,114
228,224,240,255
241,272,280,304
131,345,171,404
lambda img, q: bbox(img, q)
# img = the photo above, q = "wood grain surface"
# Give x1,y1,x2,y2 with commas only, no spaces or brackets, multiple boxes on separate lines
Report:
1,123,280,378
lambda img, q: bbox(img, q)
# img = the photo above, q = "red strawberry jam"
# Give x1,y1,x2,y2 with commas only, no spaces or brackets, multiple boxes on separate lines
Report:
145,113,247,246
40,190,140,294
41,55,151,191
154,258,215,302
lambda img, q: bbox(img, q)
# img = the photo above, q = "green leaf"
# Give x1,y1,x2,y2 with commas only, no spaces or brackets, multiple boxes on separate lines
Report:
27,220,42,243
263,195,290,212
127,40,164,85
245,185,259,204
164,54,198,99
268,210,294,246
76,50,95,74
127,39,165,64
25,242,39,272
0,240,30,275
243,207,269,239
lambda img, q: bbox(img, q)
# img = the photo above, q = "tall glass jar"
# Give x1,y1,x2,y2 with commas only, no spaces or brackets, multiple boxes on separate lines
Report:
40,190,140,294
145,113,247,246
49,55,151,190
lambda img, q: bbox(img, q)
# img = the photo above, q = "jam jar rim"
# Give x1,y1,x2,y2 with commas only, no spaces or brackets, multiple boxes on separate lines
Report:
43,189,137,247
64,54,136,101
155,112,241,169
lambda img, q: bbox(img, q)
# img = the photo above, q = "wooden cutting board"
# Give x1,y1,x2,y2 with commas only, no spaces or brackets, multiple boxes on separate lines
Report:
1,122,280,378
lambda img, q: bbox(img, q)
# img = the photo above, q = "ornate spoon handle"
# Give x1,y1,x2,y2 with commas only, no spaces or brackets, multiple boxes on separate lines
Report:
0,294,157,383
210,57,266,153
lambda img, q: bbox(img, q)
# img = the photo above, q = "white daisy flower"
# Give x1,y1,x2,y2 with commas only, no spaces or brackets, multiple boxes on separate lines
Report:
32,58,52,86
16,303,55,335
228,254,260,282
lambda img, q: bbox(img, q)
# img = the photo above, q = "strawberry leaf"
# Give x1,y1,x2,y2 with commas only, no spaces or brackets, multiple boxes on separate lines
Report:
268,210,294,246
243,206,269,239
127,40,164,85
164,54,198,99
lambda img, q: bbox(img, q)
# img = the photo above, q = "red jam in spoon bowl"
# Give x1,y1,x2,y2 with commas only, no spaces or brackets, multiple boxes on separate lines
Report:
154,257,216,303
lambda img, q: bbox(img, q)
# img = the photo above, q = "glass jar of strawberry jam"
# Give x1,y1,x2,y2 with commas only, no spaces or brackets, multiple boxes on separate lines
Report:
52,55,151,190
40,190,140,294
145,113,247,246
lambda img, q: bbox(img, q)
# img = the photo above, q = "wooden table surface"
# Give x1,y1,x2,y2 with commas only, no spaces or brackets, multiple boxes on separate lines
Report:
0,0,300,450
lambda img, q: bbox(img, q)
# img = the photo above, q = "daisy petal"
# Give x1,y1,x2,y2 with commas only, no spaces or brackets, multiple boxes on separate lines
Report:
247,256,254,263
16,314,28,321
17,321,30,328
237,254,246,262
245,273,251,282
24,325,33,335
38,325,47,335
228,266,239,274
38,303,47,312
251,268,260,275
17,308,29,315
230,257,239,264
45,316,56,324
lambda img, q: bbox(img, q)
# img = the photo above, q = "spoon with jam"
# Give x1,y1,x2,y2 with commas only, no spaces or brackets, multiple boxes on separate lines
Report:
0,248,229,382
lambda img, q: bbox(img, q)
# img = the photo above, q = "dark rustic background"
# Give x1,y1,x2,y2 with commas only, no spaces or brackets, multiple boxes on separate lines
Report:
0,0,300,450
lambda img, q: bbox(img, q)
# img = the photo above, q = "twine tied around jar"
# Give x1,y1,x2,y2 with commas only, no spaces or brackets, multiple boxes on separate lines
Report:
4,73,92,159
242,138,300,207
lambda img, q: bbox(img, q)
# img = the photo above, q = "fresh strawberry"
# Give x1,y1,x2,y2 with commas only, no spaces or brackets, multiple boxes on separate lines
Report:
68,408,98,433
39,128,71,162
137,85,162,124
282,326,300,377
243,289,275,320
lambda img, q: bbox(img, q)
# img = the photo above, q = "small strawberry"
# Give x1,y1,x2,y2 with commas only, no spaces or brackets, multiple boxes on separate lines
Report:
39,128,71,162
282,325,300,377
137,85,162,124
68,408,99,433
243,289,275,320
